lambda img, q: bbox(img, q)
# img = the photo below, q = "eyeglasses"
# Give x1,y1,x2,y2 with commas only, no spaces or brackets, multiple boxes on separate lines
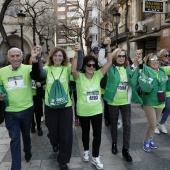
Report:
149,58,159,62
86,63,96,68
164,54,170,57
118,55,126,58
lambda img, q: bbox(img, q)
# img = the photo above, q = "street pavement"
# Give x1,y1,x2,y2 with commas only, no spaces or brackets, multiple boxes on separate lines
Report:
0,103,170,170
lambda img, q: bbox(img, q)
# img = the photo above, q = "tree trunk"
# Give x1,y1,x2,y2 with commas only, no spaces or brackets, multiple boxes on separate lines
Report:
0,0,12,50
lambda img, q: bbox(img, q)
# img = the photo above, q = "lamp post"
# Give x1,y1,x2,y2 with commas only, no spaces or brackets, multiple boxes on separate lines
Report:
17,10,26,53
113,12,121,48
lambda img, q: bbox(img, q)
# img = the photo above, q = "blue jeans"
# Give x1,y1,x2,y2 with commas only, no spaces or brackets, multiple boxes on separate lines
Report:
5,106,33,170
160,97,170,125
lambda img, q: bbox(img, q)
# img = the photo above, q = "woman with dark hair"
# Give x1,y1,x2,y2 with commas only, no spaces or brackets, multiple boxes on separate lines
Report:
31,46,73,170
24,53,44,136
72,38,112,170
103,48,141,162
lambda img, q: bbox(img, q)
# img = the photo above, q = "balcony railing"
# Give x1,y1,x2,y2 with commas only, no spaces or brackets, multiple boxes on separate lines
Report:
108,1,119,12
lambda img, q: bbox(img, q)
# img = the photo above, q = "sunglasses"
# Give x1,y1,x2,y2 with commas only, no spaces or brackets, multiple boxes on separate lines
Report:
149,58,159,62
164,54,170,57
86,63,96,68
118,55,126,58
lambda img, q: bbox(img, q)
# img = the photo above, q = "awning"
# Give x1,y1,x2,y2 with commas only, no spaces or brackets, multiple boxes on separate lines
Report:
129,32,160,42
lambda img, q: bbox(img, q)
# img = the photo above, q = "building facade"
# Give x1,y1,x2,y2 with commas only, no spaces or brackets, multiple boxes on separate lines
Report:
100,0,170,60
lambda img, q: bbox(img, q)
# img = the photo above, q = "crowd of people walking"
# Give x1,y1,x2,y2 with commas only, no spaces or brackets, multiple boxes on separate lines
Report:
0,38,170,170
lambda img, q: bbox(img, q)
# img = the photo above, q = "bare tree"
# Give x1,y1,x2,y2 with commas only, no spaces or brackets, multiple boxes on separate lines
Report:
0,0,12,50
21,0,54,46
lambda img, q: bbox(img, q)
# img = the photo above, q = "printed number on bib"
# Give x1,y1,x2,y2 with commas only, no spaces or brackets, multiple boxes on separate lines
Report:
86,91,100,103
117,82,128,92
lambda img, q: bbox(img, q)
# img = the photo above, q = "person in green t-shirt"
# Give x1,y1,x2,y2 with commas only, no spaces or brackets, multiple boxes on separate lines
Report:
0,45,41,170
31,46,73,170
72,38,112,170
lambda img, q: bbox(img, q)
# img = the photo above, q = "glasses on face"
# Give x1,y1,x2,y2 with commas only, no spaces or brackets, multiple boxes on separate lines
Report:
118,55,126,58
164,54,170,58
86,63,96,68
149,58,159,62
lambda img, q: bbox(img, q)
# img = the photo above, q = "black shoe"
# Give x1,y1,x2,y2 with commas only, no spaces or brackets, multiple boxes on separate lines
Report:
112,143,118,154
31,126,35,133
122,148,132,162
53,146,59,153
37,128,43,136
25,152,32,162
59,163,68,170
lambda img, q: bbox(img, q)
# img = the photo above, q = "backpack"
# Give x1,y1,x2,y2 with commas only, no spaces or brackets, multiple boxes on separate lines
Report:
48,69,68,109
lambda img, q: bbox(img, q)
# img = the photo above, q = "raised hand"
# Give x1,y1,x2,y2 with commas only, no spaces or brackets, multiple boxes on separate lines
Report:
31,45,42,60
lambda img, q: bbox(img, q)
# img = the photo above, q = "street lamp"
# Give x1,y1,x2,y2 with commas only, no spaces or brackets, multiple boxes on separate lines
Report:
113,12,121,48
17,10,26,53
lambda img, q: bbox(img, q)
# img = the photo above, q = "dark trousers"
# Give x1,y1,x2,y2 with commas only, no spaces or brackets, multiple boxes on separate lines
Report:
32,96,43,130
79,114,102,157
5,106,33,170
72,90,78,118
108,104,131,150
45,105,73,163
103,99,110,123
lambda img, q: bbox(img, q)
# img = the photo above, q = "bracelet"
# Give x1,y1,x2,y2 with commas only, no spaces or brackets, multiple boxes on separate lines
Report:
74,56,78,59
107,51,112,53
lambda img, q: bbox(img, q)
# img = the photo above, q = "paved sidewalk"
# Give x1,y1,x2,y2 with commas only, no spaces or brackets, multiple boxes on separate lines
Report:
0,103,170,170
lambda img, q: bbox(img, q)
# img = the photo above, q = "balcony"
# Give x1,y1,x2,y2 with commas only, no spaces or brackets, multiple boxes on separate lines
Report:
108,1,119,12
165,13,170,23
101,9,109,21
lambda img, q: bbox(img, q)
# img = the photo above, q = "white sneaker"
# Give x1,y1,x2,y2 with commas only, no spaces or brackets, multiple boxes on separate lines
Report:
91,156,103,170
154,126,160,134
83,150,89,162
159,124,168,134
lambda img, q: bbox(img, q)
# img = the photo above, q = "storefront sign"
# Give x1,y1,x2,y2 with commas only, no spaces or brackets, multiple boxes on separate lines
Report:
143,0,165,13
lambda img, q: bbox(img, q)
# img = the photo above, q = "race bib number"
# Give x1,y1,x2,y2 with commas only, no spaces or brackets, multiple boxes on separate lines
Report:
117,82,128,92
7,75,24,89
86,91,100,103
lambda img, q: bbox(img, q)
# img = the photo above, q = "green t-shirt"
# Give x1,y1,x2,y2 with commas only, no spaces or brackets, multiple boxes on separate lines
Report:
109,66,129,106
0,64,33,112
76,70,103,116
44,65,72,107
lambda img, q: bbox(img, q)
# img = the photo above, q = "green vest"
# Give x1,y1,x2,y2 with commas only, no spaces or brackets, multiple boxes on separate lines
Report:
104,65,142,104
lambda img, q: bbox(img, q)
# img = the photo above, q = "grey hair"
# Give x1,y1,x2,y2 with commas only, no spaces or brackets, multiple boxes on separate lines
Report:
7,48,23,57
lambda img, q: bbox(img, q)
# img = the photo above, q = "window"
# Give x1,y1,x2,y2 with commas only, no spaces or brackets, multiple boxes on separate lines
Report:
68,6,77,11
58,31,65,35
58,39,66,43
58,7,65,11
58,15,66,19
89,11,92,17
57,0,65,3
